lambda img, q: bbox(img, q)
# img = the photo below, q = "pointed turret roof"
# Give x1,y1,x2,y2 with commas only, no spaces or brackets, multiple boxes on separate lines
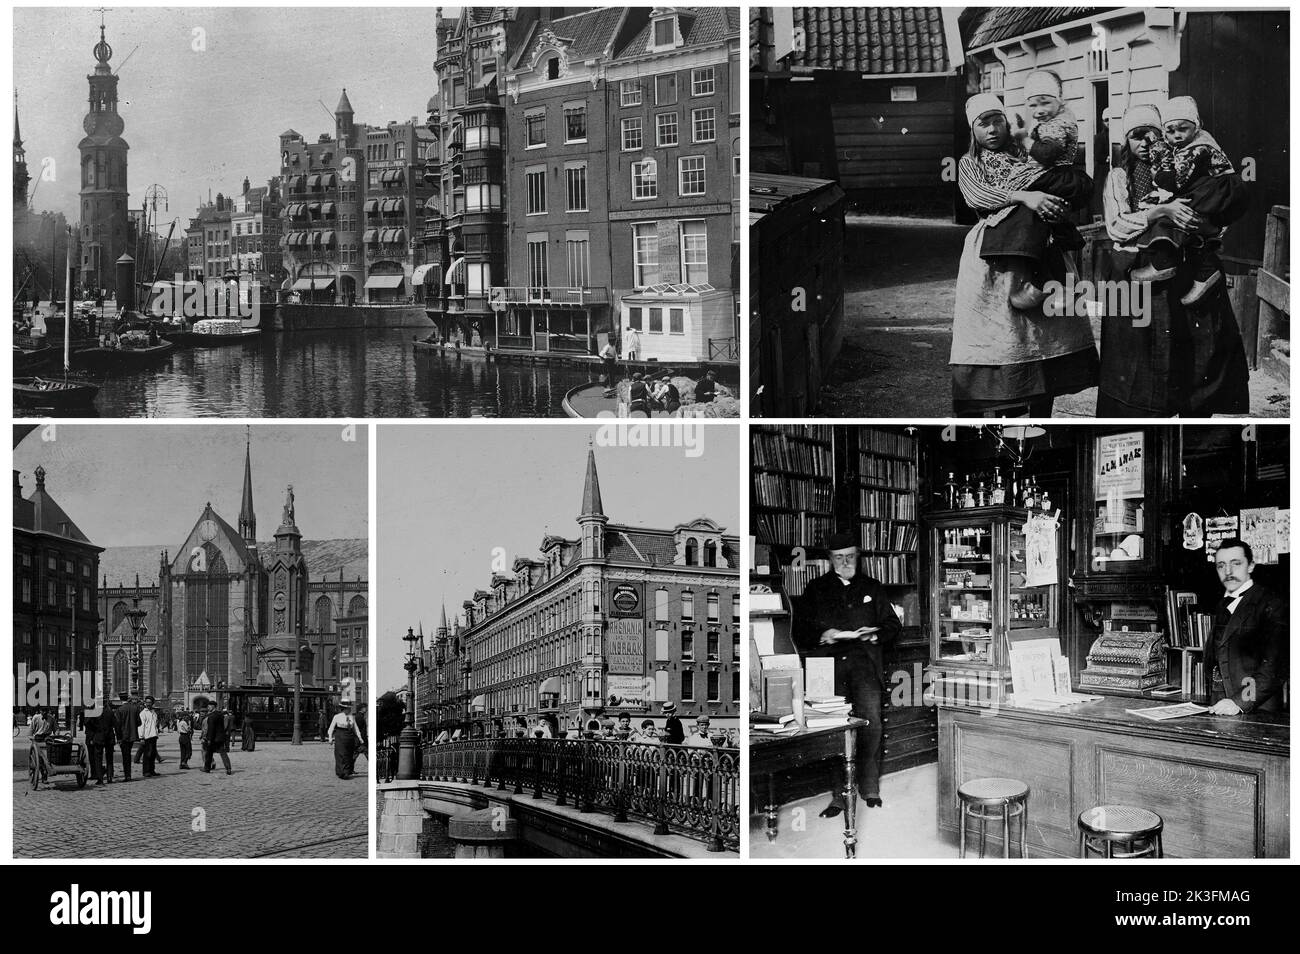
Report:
14,96,23,149
23,466,96,544
336,88,354,115
439,602,449,630
579,447,604,518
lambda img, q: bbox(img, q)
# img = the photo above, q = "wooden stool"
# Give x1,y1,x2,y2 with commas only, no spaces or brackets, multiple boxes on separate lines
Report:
958,777,1029,858
1078,805,1164,858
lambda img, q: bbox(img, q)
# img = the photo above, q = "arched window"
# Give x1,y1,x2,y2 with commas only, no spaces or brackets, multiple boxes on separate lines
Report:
547,57,560,80
684,537,698,565
111,601,129,633
314,596,334,634
112,650,128,695
349,595,368,618
703,539,717,567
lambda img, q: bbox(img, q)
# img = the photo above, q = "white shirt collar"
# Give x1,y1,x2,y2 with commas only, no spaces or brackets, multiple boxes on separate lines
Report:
1225,579,1254,600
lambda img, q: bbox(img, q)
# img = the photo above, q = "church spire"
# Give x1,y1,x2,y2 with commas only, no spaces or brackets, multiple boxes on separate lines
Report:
238,427,256,545
14,92,29,209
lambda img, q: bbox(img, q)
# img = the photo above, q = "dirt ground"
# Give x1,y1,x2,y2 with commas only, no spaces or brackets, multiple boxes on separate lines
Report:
819,215,1289,418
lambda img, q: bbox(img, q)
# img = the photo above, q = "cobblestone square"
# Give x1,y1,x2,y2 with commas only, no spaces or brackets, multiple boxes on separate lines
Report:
14,734,368,858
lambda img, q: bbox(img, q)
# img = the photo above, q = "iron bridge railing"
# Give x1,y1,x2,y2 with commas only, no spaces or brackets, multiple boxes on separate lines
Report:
419,738,740,852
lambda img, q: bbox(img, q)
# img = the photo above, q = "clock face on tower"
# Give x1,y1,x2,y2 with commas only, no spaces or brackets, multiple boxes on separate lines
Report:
198,519,218,543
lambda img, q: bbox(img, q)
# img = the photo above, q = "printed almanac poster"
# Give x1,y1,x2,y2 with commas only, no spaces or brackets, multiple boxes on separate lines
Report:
1205,515,1240,562
1095,432,1144,497
1240,507,1278,565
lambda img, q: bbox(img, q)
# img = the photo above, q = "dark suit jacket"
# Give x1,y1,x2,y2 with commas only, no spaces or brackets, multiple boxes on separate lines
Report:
113,701,141,744
203,711,228,746
87,708,118,746
797,570,901,689
1205,583,1287,713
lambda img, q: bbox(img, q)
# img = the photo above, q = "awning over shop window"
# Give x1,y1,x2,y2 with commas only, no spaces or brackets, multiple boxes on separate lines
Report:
363,229,379,243
291,277,336,291
381,169,405,185
323,172,337,188
393,228,407,243
322,202,337,216
322,230,336,247
381,198,405,214
287,175,305,191
538,677,561,695
470,695,486,712
308,202,321,215
306,174,322,189
445,257,465,285
364,274,406,290
363,199,379,215
412,263,440,284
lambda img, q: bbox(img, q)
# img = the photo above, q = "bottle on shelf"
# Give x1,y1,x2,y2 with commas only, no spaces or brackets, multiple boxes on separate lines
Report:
1023,476,1038,510
943,472,958,510
975,477,988,508
991,468,1006,506
1040,486,1052,512
960,475,975,509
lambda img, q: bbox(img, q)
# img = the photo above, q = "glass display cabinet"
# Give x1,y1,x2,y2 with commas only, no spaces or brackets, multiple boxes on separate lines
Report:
926,506,1059,705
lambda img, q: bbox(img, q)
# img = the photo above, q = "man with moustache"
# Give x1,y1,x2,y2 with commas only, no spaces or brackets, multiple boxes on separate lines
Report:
1204,539,1287,715
797,531,901,814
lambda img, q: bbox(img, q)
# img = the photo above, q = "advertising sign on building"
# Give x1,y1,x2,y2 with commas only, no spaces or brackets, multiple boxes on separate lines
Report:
608,582,643,617
607,674,652,710
606,618,645,674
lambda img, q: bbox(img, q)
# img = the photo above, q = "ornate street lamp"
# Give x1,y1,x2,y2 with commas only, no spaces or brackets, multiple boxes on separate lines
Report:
397,626,420,780
124,597,148,698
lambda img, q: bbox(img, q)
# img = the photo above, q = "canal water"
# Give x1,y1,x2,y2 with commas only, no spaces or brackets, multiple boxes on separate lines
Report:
75,328,598,417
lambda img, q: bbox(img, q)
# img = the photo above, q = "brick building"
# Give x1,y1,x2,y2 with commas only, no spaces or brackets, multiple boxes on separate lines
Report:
419,446,741,739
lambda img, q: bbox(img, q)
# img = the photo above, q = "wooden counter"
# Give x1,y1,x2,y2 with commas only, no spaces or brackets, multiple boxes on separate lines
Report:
937,696,1289,858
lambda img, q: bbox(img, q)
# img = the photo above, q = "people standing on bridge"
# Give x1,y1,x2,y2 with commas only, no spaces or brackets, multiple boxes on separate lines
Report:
201,699,232,775
328,702,364,779
634,720,660,743
683,715,716,747
614,712,634,740
176,708,193,769
114,693,141,782
138,696,160,778
661,702,685,745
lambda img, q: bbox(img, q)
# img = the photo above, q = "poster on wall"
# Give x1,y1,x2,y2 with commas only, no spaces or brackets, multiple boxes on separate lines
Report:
1205,515,1240,562
1240,507,1278,565
606,618,646,674
1277,509,1291,555
1023,514,1058,588
606,675,652,710
1095,432,1144,498
1182,512,1204,550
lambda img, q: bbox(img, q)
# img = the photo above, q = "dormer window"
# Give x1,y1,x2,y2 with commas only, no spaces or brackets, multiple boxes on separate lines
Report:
652,13,680,51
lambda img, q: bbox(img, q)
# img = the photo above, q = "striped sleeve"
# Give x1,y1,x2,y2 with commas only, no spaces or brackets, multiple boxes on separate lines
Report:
958,155,1014,210
1103,168,1149,244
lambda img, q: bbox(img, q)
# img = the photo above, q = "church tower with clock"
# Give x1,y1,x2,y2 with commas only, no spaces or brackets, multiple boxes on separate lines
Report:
78,16,129,293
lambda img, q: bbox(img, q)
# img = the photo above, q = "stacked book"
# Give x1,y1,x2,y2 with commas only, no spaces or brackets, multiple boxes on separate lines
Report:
803,696,852,728
1078,630,1167,692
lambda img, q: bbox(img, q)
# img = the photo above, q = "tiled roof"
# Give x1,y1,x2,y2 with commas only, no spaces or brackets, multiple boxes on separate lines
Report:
100,538,367,588
21,484,95,543
787,7,952,74
616,7,740,58
964,7,1112,51
519,7,626,66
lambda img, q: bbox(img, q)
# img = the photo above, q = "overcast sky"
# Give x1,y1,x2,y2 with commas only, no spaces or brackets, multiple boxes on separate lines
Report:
14,423,369,545
14,6,439,224
376,423,740,692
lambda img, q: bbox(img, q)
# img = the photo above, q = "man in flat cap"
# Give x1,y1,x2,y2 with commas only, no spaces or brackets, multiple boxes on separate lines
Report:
797,530,901,814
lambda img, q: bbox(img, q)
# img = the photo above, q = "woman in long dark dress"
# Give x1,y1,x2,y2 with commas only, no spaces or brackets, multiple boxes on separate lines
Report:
240,717,256,752
1098,104,1250,416
952,93,1099,416
328,703,363,779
